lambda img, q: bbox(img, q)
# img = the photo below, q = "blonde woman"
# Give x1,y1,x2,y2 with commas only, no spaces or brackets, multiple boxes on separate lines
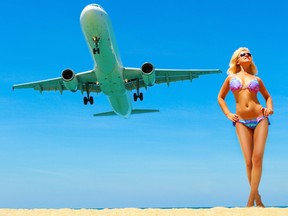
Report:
217,47,273,207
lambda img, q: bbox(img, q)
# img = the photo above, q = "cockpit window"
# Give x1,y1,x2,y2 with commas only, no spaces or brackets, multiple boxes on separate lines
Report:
90,4,102,8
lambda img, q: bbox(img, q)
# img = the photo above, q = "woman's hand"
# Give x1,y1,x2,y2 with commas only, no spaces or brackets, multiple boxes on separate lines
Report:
262,107,274,117
226,113,240,122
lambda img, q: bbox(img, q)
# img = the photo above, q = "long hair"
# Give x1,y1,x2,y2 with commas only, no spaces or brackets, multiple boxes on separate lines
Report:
227,47,257,75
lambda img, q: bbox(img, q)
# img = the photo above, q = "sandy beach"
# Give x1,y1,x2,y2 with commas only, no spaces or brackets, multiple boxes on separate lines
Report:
0,207,288,216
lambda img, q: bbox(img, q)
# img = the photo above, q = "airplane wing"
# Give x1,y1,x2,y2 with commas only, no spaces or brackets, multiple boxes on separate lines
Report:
12,70,102,94
123,67,221,91
13,67,221,93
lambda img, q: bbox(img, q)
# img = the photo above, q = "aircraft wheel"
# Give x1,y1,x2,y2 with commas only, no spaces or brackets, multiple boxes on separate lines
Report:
89,96,94,105
93,48,100,54
84,97,88,105
139,93,143,101
133,93,137,101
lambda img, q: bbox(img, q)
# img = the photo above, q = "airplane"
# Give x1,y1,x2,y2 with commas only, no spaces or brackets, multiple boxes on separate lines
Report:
13,4,221,118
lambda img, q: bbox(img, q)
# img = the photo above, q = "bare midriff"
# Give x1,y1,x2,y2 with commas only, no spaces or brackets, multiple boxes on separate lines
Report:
234,89,263,119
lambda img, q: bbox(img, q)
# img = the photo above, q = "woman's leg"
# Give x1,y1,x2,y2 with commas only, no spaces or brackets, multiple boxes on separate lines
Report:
248,118,269,207
235,123,254,206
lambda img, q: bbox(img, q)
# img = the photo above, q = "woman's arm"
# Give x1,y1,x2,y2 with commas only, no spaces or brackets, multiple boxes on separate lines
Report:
217,77,231,115
258,77,274,116
217,76,239,122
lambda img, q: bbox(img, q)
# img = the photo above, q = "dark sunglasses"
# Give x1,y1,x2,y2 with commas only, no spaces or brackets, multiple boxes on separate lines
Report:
239,52,252,57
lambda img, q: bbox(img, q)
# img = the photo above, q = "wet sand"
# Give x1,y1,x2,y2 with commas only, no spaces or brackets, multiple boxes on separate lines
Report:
0,207,288,216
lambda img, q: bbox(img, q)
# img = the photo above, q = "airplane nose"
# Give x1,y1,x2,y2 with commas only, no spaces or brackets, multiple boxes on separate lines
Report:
80,4,107,22
81,4,105,15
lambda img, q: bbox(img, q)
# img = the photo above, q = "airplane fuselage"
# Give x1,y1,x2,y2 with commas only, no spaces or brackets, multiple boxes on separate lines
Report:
80,4,132,118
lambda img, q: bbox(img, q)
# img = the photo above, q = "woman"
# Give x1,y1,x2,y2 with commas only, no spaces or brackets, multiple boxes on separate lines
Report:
217,47,273,207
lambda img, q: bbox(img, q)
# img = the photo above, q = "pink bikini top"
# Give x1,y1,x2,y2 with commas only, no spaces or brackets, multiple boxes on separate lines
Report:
230,76,260,93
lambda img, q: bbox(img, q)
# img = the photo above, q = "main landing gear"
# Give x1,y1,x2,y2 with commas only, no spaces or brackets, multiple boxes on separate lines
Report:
133,92,143,102
83,84,94,105
92,36,100,54
84,95,93,105
133,79,143,102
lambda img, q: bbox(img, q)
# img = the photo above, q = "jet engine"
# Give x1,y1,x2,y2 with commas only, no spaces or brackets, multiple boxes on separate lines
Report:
61,69,78,92
141,62,156,86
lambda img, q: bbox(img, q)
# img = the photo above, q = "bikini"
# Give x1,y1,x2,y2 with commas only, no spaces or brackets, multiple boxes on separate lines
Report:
229,76,270,129
233,116,270,129
230,76,259,93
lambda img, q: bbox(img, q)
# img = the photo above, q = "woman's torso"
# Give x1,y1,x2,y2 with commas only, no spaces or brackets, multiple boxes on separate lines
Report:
229,73,263,119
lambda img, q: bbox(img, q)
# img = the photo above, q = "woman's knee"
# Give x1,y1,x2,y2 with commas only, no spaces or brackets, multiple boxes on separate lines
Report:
252,154,263,167
245,159,253,170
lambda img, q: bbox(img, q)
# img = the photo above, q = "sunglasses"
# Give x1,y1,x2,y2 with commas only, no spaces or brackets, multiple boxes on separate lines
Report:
239,52,252,57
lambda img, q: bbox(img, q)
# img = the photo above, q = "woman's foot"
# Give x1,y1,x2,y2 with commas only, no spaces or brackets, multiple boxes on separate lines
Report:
255,194,265,207
247,198,254,207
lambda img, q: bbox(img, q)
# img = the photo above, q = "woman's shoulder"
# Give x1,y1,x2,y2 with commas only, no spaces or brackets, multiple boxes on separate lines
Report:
227,73,238,81
254,76,265,86
253,75,262,81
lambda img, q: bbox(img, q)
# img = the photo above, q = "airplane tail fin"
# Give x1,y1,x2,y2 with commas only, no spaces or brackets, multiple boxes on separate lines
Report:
93,109,159,117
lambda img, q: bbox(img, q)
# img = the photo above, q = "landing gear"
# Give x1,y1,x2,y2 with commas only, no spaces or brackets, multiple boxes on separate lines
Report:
84,96,94,105
92,36,100,54
83,83,94,105
93,48,100,55
133,79,144,102
133,92,143,101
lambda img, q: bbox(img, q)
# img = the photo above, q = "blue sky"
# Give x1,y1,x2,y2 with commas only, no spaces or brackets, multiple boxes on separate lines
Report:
1,0,288,209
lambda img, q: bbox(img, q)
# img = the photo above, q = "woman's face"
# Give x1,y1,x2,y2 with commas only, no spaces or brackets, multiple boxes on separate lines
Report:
237,50,252,65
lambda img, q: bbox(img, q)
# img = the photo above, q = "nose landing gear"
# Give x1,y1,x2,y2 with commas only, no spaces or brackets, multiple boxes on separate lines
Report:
92,36,100,54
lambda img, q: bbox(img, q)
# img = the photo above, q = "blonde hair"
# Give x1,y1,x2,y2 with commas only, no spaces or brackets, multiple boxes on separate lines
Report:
227,47,257,75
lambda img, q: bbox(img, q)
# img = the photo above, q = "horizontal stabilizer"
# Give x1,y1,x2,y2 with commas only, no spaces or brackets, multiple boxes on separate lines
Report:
131,109,160,114
93,109,159,117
